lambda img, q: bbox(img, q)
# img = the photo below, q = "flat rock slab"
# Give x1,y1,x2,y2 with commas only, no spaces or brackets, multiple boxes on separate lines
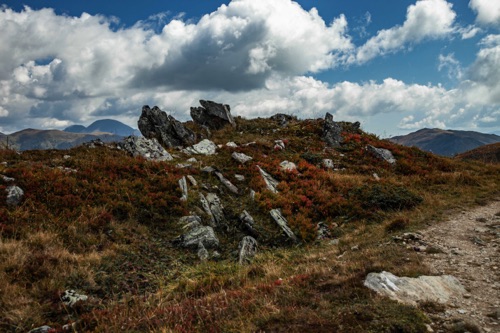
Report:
364,271,466,306
184,139,217,155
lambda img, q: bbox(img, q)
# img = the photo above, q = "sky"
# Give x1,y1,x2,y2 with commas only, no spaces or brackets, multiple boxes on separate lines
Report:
0,0,499,137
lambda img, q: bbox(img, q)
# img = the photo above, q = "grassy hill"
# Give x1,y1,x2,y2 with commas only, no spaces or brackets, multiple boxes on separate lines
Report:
1,116,499,332
455,142,500,164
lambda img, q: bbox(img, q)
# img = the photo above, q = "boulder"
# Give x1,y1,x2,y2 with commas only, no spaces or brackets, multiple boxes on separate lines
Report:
232,152,253,164
238,236,258,264
138,105,196,148
6,185,23,206
322,112,344,147
190,100,236,130
366,145,396,164
280,160,297,172
28,326,53,333
183,139,218,155
174,217,219,249
257,166,279,193
61,289,88,307
120,136,173,161
270,209,298,242
364,271,466,306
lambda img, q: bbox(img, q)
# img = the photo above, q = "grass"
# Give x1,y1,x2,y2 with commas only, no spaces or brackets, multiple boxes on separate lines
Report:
1,116,500,332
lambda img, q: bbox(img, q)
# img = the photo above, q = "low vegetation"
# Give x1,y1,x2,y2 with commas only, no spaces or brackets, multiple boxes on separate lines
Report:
1,116,499,332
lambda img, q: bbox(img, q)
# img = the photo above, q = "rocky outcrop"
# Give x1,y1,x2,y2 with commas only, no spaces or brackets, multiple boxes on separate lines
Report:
174,216,219,248
6,185,23,206
200,193,225,227
364,271,466,306
270,209,298,242
138,105,195,148
190,100,236,130
270,114,296,127
257,166,279,193
366,145,396,164
322,113,343,147
120,136,173,161
238,236,258,264
183,139,218,155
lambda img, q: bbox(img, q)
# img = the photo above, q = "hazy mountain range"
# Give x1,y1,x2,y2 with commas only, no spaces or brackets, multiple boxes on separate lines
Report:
389,128,500,157
0,119,138,151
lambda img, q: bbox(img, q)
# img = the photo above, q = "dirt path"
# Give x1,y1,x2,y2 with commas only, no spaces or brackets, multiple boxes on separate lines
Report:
416,199,500,332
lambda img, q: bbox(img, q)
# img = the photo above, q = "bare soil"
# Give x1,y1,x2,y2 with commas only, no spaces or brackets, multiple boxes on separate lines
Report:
417,199,500,332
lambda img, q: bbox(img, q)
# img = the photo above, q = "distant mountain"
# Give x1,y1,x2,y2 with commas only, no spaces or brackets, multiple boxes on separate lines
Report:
4,128,123,151
64,119,138,136
455,142,500,164
389,128,500,157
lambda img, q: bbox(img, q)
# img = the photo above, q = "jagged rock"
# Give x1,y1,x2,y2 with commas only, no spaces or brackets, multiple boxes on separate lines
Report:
322,112,344,147
232,152,253,164
215,172,239,194
226,142,238,148
190,100,236,130
323,159,334,169
1,174,15,182
6,185,23,206
138,105,196,148
174,217,219,248
201,166,216,173
270,113,296,127
270,209,298,242
197,242,209,261
274,140,286,150
120,136,173,161
317,222,331,240
257,166,279,193
28,326,53,333
179,176,188,201
238,236,258,264
199,193,216,226
187,175,198,187
184,139,218,155
239,210,255,226
364,271,466,306
186,157,198,163
179,215,202,230
61,290,88,307
280,160,297,172
366,145,396,164
206,193,225,226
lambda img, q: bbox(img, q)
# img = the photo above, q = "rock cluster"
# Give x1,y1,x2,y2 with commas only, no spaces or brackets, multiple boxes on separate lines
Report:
322,112,344,147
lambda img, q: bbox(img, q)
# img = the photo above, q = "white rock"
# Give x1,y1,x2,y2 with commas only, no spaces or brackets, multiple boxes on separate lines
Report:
270,209,298,242
323,159,334,169
226,142,238,148
6,185,23,206
187,175,198,187
184,139,218,155
179,176,188,201
61,290,88,307
235,174,245,181
257,166,279,193
280,160,297,172
232,152,253,164
364,271,466,306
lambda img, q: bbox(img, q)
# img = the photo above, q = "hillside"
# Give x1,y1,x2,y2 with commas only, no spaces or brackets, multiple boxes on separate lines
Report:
4,128,123,151
389,128,500,156
65,119,138,136
455,142,500,164
1,112,500,332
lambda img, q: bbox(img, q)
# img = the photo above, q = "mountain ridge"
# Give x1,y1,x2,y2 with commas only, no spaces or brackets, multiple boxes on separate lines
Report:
64,119,138,136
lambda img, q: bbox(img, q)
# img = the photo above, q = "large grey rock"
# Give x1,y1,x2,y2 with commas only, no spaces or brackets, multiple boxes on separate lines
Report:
270,113,296,127
183,139,217,155
190,100,236,130
174,217,219,248
61,289,88,307
138,105,196,148
232,152,253,164
322,112,344,147
364,271,466,306
6,185,23,206
120,136,173,161
215,172,239,194
270,209,298,242
238,236,258,264
366,145,396,164
257,166,279,193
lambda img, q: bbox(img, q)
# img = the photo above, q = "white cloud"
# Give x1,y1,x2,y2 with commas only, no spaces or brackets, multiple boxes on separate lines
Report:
469,0,500,27
438,53,463,80
458,25,481,39
0,106,8,117
352,0,456,64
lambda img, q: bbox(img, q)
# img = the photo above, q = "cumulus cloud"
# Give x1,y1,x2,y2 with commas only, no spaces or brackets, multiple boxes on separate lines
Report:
469,0,500,27
438,53,463,80
351,0,456,64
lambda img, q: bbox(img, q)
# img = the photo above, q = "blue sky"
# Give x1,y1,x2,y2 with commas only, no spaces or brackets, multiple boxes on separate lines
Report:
0,0,499,136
